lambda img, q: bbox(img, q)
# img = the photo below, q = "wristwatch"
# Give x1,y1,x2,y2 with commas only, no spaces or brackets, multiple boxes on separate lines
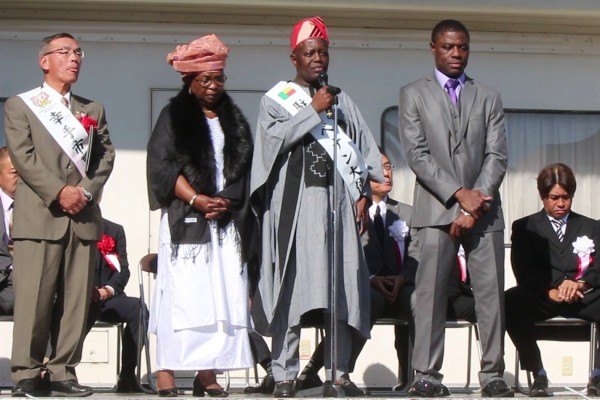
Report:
577,279,593,294
82,188,93,202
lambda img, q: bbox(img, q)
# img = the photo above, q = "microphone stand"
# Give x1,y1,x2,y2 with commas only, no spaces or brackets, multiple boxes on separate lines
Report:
328,93,341,397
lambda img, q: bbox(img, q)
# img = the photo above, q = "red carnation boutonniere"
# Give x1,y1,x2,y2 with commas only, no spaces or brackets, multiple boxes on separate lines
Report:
97,234,121,272
75,112,98,135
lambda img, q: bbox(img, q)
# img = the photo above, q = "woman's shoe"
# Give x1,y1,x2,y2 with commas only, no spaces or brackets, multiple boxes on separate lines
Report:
157,370,178,397
193,375,229,397
157,387,178,397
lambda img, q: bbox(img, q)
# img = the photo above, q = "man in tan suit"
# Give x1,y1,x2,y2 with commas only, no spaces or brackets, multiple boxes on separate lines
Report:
4,32,115,397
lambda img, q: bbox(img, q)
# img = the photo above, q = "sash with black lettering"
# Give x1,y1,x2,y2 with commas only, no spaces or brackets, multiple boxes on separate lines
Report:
18,87,90,177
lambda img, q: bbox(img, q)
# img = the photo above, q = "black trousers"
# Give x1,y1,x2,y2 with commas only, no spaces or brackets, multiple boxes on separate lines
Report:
0,276,14,315
506,285,600,372
86,293,148,376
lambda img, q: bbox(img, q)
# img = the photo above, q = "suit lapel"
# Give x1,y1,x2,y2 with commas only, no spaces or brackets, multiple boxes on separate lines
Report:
533,211,560,244
563,212,582,248
71,95,83,116
424,76,454,133
454,77,477,151
534,210,575,250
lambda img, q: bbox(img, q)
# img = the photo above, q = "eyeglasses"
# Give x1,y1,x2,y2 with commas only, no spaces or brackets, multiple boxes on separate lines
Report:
194,75,227,88
383,163,396,171
43,47,85,59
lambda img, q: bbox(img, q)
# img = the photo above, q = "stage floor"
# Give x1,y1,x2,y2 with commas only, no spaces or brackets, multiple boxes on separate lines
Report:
0,385,592,399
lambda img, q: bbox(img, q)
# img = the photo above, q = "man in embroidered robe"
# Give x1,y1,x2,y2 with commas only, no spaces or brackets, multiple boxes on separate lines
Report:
84,218,148,393
4,32,115,397
506,163,600,397
398,19,511,397
295,151,478,393
250,16,383,398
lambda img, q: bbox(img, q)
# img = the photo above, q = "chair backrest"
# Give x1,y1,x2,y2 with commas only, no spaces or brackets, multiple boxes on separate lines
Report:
139,253,157,274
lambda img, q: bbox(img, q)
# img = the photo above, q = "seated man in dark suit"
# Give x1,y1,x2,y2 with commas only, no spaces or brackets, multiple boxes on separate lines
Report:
447,246,476,324
0,147,17,316
358,149,417,390
85,218,148,393
506,163,600,397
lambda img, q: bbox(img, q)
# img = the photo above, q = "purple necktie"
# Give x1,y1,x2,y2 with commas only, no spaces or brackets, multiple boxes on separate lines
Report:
444,79,460,104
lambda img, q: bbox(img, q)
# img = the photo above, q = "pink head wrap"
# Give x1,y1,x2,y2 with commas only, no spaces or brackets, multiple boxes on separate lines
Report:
290,16,329,51
167,34,229,75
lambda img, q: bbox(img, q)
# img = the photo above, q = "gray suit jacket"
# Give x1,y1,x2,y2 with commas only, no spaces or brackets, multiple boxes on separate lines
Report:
4,92,115,241
399,73,507,233
362,198,417,282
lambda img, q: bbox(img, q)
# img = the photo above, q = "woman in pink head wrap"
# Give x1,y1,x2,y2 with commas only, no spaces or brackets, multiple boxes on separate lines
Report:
147,34,255,397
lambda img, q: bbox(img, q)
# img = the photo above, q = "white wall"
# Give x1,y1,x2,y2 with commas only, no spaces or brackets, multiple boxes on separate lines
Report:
1,20,599,389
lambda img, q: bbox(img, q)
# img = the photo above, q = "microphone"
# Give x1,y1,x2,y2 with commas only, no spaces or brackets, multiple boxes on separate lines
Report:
318,71,328,88
318,72,341,119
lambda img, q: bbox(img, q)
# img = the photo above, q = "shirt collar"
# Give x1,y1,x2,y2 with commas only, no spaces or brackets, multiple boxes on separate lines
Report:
545,212,569,224
434,68,465,89
369,195,388,217
42,82,71,104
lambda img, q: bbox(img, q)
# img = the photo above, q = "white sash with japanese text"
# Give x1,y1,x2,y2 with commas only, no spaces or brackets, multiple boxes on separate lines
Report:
266,81,367,201
18,87,89,177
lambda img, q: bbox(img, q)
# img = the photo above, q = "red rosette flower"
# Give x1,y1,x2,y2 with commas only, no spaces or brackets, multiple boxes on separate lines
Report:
97,234,116,254
78,114,98,134
97,234,118,271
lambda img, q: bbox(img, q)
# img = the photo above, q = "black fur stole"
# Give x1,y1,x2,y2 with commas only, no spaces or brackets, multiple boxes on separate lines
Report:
170,88,253,195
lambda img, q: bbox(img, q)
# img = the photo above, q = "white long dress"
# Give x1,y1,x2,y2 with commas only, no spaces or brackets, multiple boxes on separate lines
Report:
149,117,253,371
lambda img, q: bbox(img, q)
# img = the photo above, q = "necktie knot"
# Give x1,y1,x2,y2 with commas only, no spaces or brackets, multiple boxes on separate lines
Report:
444,79,460,104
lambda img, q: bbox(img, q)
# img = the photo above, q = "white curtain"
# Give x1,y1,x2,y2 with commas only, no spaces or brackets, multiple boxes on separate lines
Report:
382,107,600,244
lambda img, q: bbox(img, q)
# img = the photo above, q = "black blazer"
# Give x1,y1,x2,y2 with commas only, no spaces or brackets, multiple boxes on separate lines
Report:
511,210,600,295
361,197,417,281
93,218,129,293
0,196,13,271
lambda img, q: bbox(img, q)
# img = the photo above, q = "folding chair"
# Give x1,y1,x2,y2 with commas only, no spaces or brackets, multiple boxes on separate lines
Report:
514,317,598,394
138,253,157,391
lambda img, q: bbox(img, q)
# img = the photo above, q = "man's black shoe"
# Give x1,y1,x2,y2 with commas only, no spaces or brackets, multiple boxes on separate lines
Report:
322,376,364,397
529,375,550,397
587,375,600,396
296,372,323,392
11,377,50,397
50,379,93,397
436,383,451,397
273,380,295,398
338,377,364,397
407,380,438,397
481,379,514,398
244,373,275,394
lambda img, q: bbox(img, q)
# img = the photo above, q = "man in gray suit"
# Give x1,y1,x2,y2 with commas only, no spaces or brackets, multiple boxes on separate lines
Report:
399,20,511,397
5,32,115,397
0,147,17,315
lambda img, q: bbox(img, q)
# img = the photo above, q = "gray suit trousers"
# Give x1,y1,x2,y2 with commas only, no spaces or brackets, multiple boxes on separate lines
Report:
11,225,95,382
412,226,505,386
